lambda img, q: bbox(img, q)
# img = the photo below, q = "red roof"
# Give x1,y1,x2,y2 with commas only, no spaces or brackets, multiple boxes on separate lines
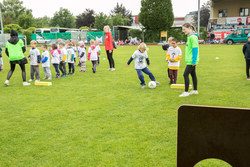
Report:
175,18,185,21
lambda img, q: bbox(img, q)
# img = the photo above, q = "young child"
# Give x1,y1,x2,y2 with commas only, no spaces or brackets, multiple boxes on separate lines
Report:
41,44,52,80
28,40,41,82
72,41,77,66
166,38,182,84
243,33,250,80
78,41,86,72
95,40,101,65
59,42,67,77
50,44,61,78
0,46,3,72
88,40,99,73
67,42,75,75
126,43,160,88
57,38,63,49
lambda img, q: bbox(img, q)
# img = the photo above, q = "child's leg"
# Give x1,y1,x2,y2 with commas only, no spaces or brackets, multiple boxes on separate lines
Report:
169,69,174,82
30,65,35,80
72,63,75,74
98,57,100,65
174,70,178,82
47,67,52,78
68,63,71,74
246,60,250,78
54,64,60,76
63,63,66,75
136,69,145,86
142,67,156,81
19,63,26,82
35,66,40,80
59,62,64,74
81,61,86,71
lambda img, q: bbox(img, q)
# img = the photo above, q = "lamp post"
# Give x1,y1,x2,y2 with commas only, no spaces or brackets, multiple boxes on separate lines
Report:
198,0,201,37
0,7,3,35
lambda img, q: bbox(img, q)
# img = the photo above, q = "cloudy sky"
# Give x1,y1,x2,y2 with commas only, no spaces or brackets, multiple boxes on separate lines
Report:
19,0,208,18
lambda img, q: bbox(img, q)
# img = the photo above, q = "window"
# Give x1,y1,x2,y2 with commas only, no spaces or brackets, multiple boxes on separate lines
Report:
244,29,250,35
240,8,249,16
218,9,227,18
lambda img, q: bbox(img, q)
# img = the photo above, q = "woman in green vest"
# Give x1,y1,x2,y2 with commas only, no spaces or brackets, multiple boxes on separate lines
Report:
179,23,199,97
4,30,30,86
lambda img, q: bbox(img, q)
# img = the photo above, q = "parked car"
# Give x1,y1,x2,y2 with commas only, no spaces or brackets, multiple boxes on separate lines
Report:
223,28,250,45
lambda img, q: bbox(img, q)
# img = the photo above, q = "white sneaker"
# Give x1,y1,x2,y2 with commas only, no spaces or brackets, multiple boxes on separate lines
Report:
43,77,47,79
28,79,33,82
107,68,111,71
4,80,9,86
23,82,31,86
189,90,199,95
179,92,190,97
35,80,40,82
47,77,52,80
111,68,116,71
142,85,146,89
155,81,160,85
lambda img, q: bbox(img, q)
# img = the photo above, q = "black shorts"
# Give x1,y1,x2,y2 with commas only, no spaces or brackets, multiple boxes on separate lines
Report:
10,57,28,65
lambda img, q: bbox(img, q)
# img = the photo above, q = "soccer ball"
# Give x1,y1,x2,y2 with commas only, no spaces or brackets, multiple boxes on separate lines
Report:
148,81,157,89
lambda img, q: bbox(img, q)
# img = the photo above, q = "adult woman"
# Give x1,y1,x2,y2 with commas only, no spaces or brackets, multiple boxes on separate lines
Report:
179,23,199,97
104,26,115,71
4,30,30,86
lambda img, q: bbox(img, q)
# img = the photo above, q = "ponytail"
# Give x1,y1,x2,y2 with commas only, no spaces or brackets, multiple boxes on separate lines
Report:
182,23,197,33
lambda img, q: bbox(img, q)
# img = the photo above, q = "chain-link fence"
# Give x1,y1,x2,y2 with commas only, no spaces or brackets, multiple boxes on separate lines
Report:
0,34,27,48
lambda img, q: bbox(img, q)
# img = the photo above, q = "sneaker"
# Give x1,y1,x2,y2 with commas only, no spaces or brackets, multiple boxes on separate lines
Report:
4,80,9,86
155,81,160,85
142,85,146,89
28,79,33,82
173,81,176,84
23,82,31,86
247,78,250,80
55,75,61,78
43,77,48,80
48,77,52,80
111,68,116,71
67,73,71,75
169,81,173,85
62,75,67,77
189,90,199,95
92,68,96,73
179,92,190,97
107,68,112,71
35,80,40,82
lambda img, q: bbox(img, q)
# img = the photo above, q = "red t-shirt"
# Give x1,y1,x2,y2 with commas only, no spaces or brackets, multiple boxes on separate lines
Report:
105,32,114,51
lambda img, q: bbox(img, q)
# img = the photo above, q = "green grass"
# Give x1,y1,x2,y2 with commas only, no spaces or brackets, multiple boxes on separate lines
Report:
0,44,249,167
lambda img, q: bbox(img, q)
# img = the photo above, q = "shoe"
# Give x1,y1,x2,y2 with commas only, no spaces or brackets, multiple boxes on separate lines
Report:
173,81,176,84
169,81,172,85
43,77,48,79
67,73,71,75
141,85,146,89
35,80,40,82
247,78,250,80
111,68,116,71
92,68,96,73
23,82,31,86
55,75,61,78
179,92,190,97
189,90,199,95
28,79,33,82
48,77,52,80
155,81,160,85
62,75,67,77
60,75,64,77
107,68,111,71
4,80,9,86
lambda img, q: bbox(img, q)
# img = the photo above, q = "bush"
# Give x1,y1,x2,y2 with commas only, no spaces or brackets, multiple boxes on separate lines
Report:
129,29,142,39
4,24,23,33
168,28,187,42
144,30,160,43
23,27,36,44
200,27,209,41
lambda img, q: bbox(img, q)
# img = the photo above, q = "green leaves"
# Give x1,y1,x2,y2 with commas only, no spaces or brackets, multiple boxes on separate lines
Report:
50,8,75,28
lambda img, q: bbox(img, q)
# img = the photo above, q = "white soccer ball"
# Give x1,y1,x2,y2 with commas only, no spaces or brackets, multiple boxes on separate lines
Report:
148,81,157,89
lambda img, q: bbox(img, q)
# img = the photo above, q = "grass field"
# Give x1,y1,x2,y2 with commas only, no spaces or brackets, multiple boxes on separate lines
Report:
0,44,249,167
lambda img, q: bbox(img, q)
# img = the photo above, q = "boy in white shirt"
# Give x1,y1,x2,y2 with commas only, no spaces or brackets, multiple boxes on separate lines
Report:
67,42,75,75
88,40,99,73
78,41,86,72
126,43,160,88
41,44,52,80
28,40,41,82
166,38,182,85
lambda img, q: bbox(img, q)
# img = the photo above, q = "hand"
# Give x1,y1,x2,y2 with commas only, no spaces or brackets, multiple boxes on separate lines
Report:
126,64,129,66
109,50,112,54
192,64,196,67
170,59,175,62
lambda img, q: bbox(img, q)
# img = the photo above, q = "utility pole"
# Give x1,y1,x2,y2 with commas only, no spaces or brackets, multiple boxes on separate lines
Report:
198,0,201,37
0,7,3,35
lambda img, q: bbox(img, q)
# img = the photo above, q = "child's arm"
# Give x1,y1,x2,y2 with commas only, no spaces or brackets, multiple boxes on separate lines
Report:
71,54,74,61
166,54,171,61
62,54,67,62
127,57,133,65
80,52,85,58
42,56,48,63
174,55,182,62
146,58,150,66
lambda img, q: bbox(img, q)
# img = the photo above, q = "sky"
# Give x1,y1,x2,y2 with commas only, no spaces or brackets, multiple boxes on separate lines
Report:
17,0,208,18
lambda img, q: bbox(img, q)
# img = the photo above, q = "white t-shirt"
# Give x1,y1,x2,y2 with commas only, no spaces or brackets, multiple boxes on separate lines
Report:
88,47,98,61
51,49,60,64
73,46,77,58
78,47,86,62
60,48,67,62
42,50,50,67
132,50,148,69
167,46,182,67
67,47,75,63
29,48,40,65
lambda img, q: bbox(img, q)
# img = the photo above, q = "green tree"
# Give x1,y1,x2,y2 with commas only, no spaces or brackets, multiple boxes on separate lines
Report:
76,9,95,28
129,29,142,39
111,13,130,27
18,11,34,29
110,3,132,26
139,0,174,42
34,16,50,28
193,1,210,28
94,12,111,31
23,27,36,44
50,8,75,28
0,0,27,23
4,24,23,33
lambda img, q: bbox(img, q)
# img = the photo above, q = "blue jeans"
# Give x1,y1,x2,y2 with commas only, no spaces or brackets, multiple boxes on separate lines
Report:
53,64,60,76
136,67,156,86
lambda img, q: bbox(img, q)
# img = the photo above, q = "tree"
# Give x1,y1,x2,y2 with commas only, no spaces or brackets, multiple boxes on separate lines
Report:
111,13,130,27
0,0,27,23
34,16,50,28
50,8,75,28
193,1,210,28
110,3,132,26
4,24,23,33
94,12,111,31
129,29,142,39
76,9,95,28
18,11,34,29
139,0,174,32
23,27,36,44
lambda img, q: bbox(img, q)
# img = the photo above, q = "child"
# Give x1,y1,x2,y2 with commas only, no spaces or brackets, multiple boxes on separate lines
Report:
41,44,52,80
243,33,250,80
28,40,41,82
0,46,3,72
59,42,67,77
78,41,86,72
57,38,63,49
72,41,77,66
88,40,99,73
166,38,182,84
126,43,160,88
50,44,61,78
95,40,101,65
66,42,75,75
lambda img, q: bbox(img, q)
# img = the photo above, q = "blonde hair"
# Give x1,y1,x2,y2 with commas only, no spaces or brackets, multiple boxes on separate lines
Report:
138,43,149,52
104,25,111,32
182,23,197,33
68,42,73,47
30,40,37,45
57,38,62,43
90,39,95,45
